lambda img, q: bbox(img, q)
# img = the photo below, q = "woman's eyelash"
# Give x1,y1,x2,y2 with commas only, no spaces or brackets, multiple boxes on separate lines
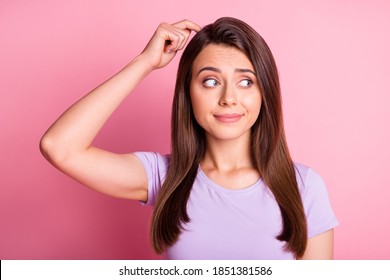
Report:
239,79,253,87
203,78,220,87
202,78,254,88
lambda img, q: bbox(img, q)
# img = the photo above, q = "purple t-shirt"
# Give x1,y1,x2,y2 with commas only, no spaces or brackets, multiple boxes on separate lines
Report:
135,152,339,260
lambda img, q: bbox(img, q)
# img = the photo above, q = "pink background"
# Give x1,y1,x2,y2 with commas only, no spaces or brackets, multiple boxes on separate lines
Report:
1,0,389,259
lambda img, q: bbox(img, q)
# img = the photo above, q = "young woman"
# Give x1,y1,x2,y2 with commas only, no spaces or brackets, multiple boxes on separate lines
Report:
40,17,338,259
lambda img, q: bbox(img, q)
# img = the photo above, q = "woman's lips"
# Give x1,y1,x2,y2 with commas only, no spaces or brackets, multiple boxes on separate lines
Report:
214,113,243,123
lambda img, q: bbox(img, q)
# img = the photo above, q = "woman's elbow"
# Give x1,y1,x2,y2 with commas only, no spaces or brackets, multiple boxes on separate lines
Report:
39,133,69,166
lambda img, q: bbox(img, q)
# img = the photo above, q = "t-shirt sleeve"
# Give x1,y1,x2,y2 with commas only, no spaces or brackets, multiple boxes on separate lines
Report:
133,152,169,206
299,167,339,239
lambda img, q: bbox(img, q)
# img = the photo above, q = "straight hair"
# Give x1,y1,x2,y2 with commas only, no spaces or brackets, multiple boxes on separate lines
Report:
151,17,308,258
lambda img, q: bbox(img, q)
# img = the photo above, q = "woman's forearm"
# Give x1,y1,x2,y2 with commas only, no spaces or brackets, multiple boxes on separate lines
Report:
40,54,152,163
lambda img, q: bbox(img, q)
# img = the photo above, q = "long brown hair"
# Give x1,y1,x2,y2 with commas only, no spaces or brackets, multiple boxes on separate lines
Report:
151,17,307,258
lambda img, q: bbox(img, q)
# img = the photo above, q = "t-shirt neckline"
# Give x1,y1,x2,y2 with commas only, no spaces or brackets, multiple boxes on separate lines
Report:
197,165,263,194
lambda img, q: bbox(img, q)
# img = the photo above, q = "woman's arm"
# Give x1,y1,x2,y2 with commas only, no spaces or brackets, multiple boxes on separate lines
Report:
40,20,201,201
300,229,334,259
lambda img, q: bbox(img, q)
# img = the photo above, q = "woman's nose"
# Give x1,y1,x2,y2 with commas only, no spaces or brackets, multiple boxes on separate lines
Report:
219,83,237,106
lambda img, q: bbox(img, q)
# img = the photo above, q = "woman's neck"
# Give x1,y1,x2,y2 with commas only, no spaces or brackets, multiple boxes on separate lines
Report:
201,133,253,172
200,132,261,190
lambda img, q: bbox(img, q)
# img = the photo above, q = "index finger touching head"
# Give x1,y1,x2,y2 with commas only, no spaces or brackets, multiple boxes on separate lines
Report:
173,19,202,33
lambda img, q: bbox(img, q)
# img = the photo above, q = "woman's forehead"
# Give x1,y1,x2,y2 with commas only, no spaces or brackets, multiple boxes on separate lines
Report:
192,44,254,73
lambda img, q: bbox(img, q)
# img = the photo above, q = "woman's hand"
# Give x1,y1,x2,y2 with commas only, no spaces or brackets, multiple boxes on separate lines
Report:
140,19,201,70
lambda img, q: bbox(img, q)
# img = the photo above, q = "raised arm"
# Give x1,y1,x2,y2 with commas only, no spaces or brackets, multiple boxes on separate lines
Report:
40,20,201,201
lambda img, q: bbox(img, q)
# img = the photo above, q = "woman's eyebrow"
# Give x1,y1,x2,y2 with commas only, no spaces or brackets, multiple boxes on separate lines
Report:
196,66,221,76
196,66,256,76
234,68,256,75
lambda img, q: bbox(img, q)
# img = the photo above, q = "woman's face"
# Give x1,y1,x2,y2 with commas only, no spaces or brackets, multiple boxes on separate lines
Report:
190,44,262,142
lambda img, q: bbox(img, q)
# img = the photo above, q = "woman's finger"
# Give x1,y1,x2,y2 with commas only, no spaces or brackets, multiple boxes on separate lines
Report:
163,27,185,52
141,19,201,69
172,19,201,33
169,28,190,51
158,20,201,52
164,24,195,52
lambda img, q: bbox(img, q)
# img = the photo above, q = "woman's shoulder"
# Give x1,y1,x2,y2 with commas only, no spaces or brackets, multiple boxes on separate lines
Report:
293,162,328,197
133,152,171,206
133,151,171,181
294,162,339,238
133,151,170,166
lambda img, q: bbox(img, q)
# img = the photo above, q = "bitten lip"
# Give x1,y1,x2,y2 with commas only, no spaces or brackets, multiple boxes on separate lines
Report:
213,113,243,123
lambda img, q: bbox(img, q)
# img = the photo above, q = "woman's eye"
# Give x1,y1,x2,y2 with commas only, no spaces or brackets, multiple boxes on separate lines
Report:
203,78,219,87
238,79,253,87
